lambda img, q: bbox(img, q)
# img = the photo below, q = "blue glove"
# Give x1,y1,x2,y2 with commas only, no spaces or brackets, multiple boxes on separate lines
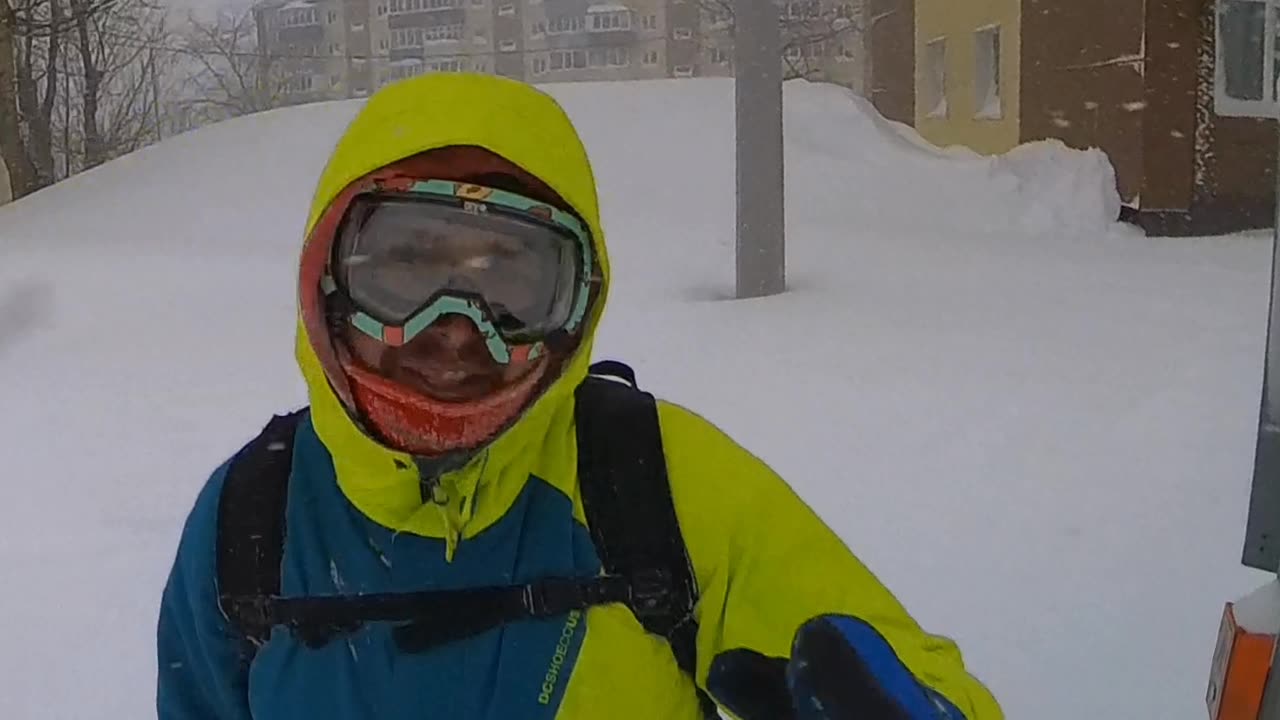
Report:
707,615,964,720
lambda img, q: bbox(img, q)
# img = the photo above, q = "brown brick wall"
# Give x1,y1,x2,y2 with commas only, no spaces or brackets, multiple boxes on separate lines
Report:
867,0,914,124
1020,0,1145,203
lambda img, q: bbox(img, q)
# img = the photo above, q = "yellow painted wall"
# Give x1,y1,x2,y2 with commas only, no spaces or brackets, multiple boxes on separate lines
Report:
915,0,1020,155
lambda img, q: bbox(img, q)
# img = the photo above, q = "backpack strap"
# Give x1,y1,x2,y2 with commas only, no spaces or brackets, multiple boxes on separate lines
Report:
576,361,719,719
216,409,306,655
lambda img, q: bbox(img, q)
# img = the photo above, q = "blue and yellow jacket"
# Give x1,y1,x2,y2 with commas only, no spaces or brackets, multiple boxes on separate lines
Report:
156,73,1003,720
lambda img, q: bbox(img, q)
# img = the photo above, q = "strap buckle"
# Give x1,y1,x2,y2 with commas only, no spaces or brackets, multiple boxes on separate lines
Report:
628,568,674,619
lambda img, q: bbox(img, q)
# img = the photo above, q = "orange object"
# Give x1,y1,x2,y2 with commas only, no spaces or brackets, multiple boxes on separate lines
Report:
1208,602,1276,719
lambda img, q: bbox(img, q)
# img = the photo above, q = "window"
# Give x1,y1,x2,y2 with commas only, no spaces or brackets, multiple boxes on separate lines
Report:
377,5,386,15
426,57,463,72
500,39,517,51
388,0,459,13
710,46,729,65
547,16,584,34
427,23,463,41
836,3,855,19
643,49,659,65
531,21,546,36
285,74,315,93
330,74,341,86
498,3,515,15
974,26,1002,119
589,9,630,31
922,37,947,118
1216,0,1280,116
706,7,730,28
550,49,587,70
473,31,488,45
379,38,387,49
278,5,318,27
329,42,341,55
673,27,692,40
588,46,629,67
643,14,657,30
387,61,424,81
473,60,488,72
532,56,548,74
391,24,462,47
673,65,693,77
327,10,337,23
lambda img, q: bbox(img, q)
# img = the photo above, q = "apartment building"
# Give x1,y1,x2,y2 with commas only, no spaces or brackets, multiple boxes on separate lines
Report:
254,0,870,98
698,0,867,92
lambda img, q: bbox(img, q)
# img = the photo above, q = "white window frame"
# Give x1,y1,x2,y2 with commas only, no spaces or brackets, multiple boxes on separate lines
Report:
547,16,584,34
973,24,1002,120
532,56,548,74
673,27,692,40
1216,0,1280,117
500,39,517,51
586,46,629,67
673,64,693,77
549,49,587,70
589,9,630,32
922,37,948,119
279,6,318,28
643,49,659,65
498,3,516,15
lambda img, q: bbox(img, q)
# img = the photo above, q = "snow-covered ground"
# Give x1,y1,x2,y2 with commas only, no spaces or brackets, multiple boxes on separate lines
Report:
0,77,1272,719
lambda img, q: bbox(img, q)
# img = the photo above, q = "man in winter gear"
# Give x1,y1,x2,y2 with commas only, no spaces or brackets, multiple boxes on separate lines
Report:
156,73,1003,720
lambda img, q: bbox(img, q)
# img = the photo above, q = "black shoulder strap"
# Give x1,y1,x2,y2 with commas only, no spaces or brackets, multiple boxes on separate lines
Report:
216,410,306,652
576,362,718,719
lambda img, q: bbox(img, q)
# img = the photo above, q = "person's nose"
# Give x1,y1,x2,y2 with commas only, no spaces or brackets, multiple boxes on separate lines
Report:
423,314,484,353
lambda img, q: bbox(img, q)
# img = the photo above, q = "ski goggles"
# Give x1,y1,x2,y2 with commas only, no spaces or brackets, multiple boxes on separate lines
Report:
322,179,595,364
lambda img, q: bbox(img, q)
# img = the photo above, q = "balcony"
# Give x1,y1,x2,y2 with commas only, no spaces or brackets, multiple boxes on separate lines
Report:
387,0,464,30
388,0,462,16
586,5,633,34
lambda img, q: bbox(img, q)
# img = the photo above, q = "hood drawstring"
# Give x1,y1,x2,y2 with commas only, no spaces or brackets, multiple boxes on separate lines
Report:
415,452,487,563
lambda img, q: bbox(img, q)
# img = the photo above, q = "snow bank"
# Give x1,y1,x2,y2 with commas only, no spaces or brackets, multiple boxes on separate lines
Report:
995,140,1122,236
777,81,1121,237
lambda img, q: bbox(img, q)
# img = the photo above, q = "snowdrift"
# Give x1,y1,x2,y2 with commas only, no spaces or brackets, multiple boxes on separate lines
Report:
0,77,1268,720
0,78,1121,254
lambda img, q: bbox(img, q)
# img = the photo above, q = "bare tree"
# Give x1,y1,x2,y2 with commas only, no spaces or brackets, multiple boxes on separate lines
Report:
178,8,286,124
700,0,864,81
1,0,42,197
14,0,62,184
0,0,138,196
66,0,173,165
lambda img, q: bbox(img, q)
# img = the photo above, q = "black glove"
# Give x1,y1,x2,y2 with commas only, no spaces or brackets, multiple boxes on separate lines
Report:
707,615,965,720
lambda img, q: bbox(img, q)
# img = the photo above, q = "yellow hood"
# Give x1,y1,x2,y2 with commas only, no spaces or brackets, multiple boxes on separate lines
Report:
294,73,609,556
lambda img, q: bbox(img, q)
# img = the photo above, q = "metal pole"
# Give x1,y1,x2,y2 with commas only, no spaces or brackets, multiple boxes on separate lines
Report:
1256,118,1280,720
734,0,785,299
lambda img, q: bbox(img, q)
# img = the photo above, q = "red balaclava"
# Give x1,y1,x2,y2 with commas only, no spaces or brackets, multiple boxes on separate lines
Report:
299,146,578,457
